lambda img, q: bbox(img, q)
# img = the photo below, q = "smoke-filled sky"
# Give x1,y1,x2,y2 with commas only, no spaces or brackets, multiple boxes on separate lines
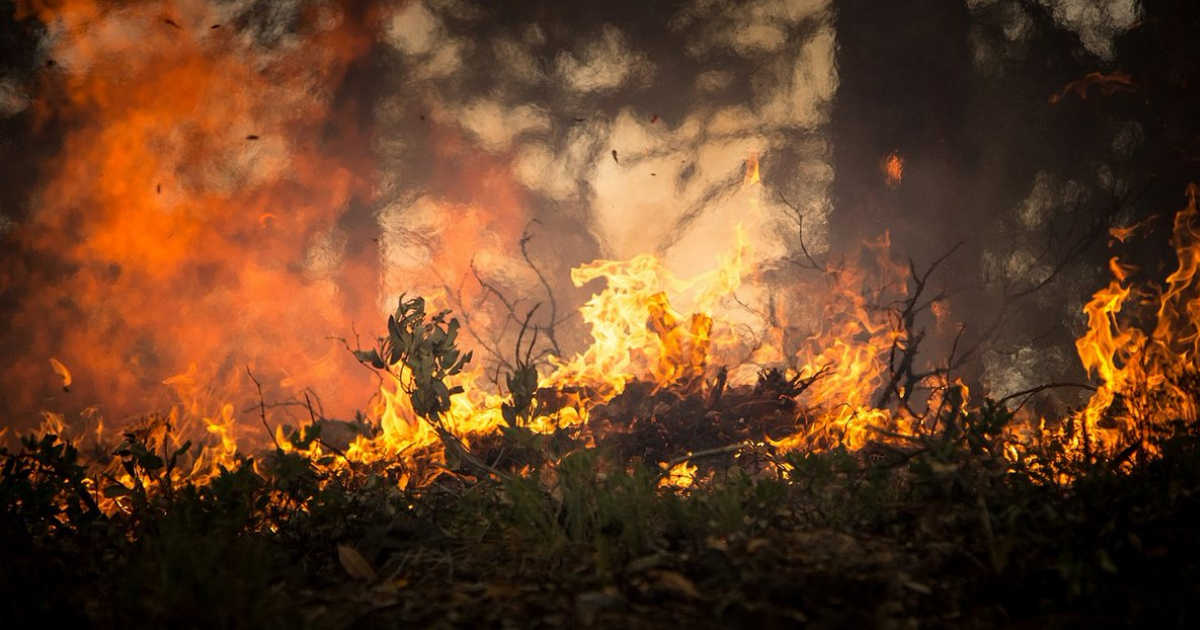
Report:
372,0,839,293
0,0,1149,430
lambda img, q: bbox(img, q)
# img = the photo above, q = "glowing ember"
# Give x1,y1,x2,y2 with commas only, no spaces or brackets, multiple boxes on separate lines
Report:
881,150,904,188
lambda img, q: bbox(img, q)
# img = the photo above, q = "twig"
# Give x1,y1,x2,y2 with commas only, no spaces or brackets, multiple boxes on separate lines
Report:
776,191,827,272
997,382,1097,408
520,220,563,356
432,424,509,481
451,269,516,374
664,442,754,469
246,367,281,451
977,493,1003,572
1109,437,1143,471
514,304,541,367
707,366,728,410
876,242,965,414
295,390,349,463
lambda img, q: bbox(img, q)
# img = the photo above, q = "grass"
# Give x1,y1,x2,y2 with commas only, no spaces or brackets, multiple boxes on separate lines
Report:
3,400,1200,629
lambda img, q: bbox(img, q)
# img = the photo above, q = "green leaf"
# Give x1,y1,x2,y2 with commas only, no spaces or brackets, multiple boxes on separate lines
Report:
354,349,386,370
387,315,403,344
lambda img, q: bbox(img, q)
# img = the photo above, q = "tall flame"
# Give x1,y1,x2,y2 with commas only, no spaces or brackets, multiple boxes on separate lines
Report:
544,226,746,405
6,1,381,443
1076,185,1200,456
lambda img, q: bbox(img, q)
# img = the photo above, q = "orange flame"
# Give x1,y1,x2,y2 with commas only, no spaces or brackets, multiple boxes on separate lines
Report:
7,0,381,443
744,152,761,188
49,357,72,390
659,460,697,489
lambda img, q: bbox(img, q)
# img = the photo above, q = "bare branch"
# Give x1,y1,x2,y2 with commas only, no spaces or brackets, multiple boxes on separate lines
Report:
520,221,563,357
246,367,281,451
997,382,1097,408
776,191,827,272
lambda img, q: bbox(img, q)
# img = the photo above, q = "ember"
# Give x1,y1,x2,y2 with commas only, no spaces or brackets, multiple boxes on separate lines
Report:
880,149,904,188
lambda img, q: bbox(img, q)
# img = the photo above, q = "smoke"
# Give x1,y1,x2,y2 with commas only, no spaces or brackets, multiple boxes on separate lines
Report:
372,0,840,371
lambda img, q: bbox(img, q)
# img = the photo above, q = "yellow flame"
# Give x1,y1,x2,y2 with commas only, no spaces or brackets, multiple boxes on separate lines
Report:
659,460,697,489
1075,185,1200,457
544,225,748,405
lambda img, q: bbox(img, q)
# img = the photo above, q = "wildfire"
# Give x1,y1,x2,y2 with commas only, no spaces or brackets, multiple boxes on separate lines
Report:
9,2,1200,509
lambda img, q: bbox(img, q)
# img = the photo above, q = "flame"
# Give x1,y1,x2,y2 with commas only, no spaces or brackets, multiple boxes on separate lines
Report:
8,2,958,495
7,0,381,441
352,208,941,477
1075,185,1200,457
1108,215,1157,244
21,4,1199,502
49,357,72,390
743,152,761,188
1109,257,1140,283
659,460,697,489
775,234,913,450
544,226,747,406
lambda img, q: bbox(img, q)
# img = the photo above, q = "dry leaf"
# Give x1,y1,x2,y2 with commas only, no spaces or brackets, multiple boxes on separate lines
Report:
651,570,700,599
337,544,378,582
746,537,771,553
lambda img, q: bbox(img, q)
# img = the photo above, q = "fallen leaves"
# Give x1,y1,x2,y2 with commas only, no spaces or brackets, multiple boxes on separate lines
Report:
337,544,378,582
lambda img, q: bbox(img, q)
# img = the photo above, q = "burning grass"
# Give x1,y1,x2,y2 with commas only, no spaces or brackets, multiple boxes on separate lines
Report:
5,190,1200,626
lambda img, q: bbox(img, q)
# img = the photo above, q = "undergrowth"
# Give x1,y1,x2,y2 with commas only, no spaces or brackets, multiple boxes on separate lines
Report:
2,399,1199,628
